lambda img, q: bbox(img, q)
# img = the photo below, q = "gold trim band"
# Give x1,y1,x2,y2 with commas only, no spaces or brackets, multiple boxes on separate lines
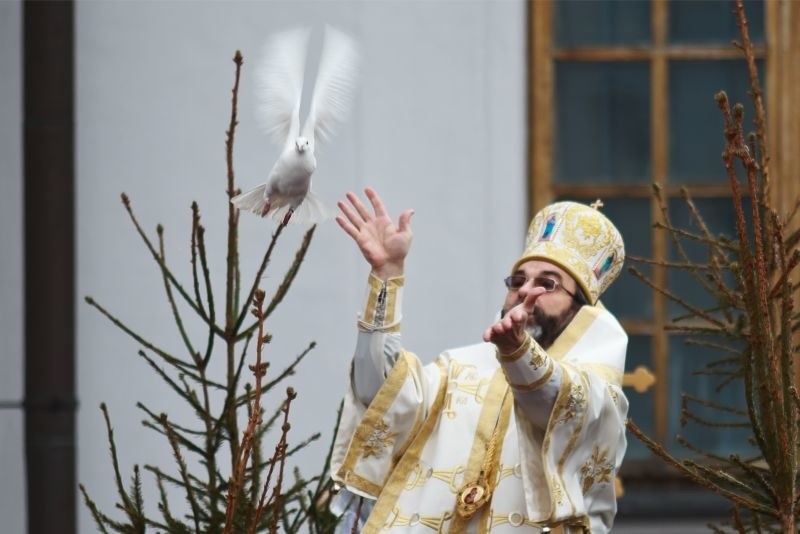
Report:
495,333,533,363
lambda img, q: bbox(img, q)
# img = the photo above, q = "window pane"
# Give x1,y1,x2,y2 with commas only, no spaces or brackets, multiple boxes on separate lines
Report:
668,0,764,45
555,62,651,185
597,198,652,320
624,335,655,461
555,0,650,47
669,60,764,184
666,335,755,457
666,196,751,321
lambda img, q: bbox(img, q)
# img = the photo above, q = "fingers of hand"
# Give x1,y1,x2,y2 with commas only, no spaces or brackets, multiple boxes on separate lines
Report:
522,287,545,313
338,197,365,230
347,191,372,221
398,209,415,233
335,215,359,240
365,187,388,218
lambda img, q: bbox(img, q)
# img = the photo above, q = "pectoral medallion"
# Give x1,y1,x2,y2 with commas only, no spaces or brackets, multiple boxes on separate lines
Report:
455,481,489,519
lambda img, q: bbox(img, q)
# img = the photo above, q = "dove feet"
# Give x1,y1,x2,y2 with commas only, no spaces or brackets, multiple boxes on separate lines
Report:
281,209,294,226
260,202,271,217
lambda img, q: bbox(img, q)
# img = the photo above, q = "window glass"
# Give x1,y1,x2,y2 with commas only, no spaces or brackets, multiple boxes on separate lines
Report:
666,196,752,321
668,0,764,45
666,335,756,456
596,198,652,320
669,60,764,183
555,62,651,185
555,0,651,47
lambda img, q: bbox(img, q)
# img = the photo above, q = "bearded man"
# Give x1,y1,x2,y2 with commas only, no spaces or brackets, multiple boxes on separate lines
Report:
330,188,629,534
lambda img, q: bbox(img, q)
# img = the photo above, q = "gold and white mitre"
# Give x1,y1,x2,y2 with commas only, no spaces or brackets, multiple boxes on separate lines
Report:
511,201,625,304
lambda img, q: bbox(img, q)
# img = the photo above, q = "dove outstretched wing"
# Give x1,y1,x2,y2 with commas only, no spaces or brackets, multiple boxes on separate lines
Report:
254,27,311,146
302,26,360,145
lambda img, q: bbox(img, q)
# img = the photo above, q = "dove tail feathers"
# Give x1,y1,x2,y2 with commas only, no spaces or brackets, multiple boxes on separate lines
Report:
268,189,332,225
231,184,269,214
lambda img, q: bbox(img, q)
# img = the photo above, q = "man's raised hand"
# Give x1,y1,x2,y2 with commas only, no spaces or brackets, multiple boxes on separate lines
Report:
336,187,414,280
482,287,545,354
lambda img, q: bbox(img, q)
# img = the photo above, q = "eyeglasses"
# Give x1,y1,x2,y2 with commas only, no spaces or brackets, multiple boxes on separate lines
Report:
503,275,579,299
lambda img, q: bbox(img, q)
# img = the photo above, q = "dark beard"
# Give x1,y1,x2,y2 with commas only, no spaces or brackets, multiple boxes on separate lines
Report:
501,300,582,349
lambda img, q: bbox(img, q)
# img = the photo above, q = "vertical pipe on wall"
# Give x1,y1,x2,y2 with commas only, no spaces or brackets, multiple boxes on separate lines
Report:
24,2,76,532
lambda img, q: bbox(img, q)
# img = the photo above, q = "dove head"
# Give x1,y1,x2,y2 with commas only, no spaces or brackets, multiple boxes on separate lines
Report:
294,137,311,153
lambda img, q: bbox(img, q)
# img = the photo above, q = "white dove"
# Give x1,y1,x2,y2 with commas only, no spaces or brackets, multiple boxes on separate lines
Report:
231,26,360,226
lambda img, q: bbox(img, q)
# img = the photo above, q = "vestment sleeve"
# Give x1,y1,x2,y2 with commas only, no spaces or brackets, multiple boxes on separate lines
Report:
496,307,629,533
331,274,446,499
351,273,405,405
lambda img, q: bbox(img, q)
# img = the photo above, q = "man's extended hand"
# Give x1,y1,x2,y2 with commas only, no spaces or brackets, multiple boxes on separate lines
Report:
482,287,546,354
336,187,414,280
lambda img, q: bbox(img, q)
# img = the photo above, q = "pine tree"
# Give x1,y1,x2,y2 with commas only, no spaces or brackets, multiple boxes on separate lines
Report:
627,2,800,531
79,51,340,533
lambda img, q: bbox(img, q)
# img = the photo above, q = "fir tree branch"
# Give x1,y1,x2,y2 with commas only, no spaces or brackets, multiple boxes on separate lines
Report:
236,226,317,341
154,474,193,533
223,51,244,476
85,296,199,377
627,255,711,269
120,193,224,338
99,403,141,524
137,350,204,412
628,266,728,329
78,484,114,534
196,223,217,368
627,419,777,517
262,341,316,393
682,393,749,417
234,224,285,333
728,454,777,505
225,289,269,533
158,414,203,532
157,224,199,365
138,406,208,457
190,201,207,317
250,388,296,534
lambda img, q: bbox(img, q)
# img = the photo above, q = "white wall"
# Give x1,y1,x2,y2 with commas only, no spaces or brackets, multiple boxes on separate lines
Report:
76,1,526,531
0,1,25,532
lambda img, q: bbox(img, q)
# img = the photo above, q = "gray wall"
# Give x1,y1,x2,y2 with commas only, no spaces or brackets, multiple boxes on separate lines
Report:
0,1,24,532
4,1,527,531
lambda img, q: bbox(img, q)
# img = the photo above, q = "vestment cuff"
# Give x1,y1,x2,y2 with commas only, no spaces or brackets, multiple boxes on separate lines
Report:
357,272,404,333
497,336,555,392
495,333,533,362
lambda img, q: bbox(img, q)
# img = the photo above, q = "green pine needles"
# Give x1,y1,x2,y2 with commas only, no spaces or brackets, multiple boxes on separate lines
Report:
627,2,800,532
80,51,340,533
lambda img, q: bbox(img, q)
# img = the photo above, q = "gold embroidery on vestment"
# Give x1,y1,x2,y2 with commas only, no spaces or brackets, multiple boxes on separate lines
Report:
529,344,547,370
509,358,555,392
557,381,586,424
384,508,452,531
362,358,449,533
580,445,614,494
550,476,565,505
496,463,522,484
431,465,466,492
361,419,397,459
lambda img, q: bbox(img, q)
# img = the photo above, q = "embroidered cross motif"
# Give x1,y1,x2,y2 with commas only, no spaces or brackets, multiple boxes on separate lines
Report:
590,198,604,210
529,345,547,370
557,382,586,424
360,419,396,459
580,446,614,494
550,476,565,505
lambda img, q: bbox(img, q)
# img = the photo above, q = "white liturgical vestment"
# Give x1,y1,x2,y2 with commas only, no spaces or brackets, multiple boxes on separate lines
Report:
331,274,629,533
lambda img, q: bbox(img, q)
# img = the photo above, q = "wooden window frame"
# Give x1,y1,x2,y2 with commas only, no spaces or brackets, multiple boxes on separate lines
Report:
528,0,800,445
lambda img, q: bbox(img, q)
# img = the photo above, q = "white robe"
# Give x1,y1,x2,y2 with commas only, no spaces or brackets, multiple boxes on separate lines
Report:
331,275,629,533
